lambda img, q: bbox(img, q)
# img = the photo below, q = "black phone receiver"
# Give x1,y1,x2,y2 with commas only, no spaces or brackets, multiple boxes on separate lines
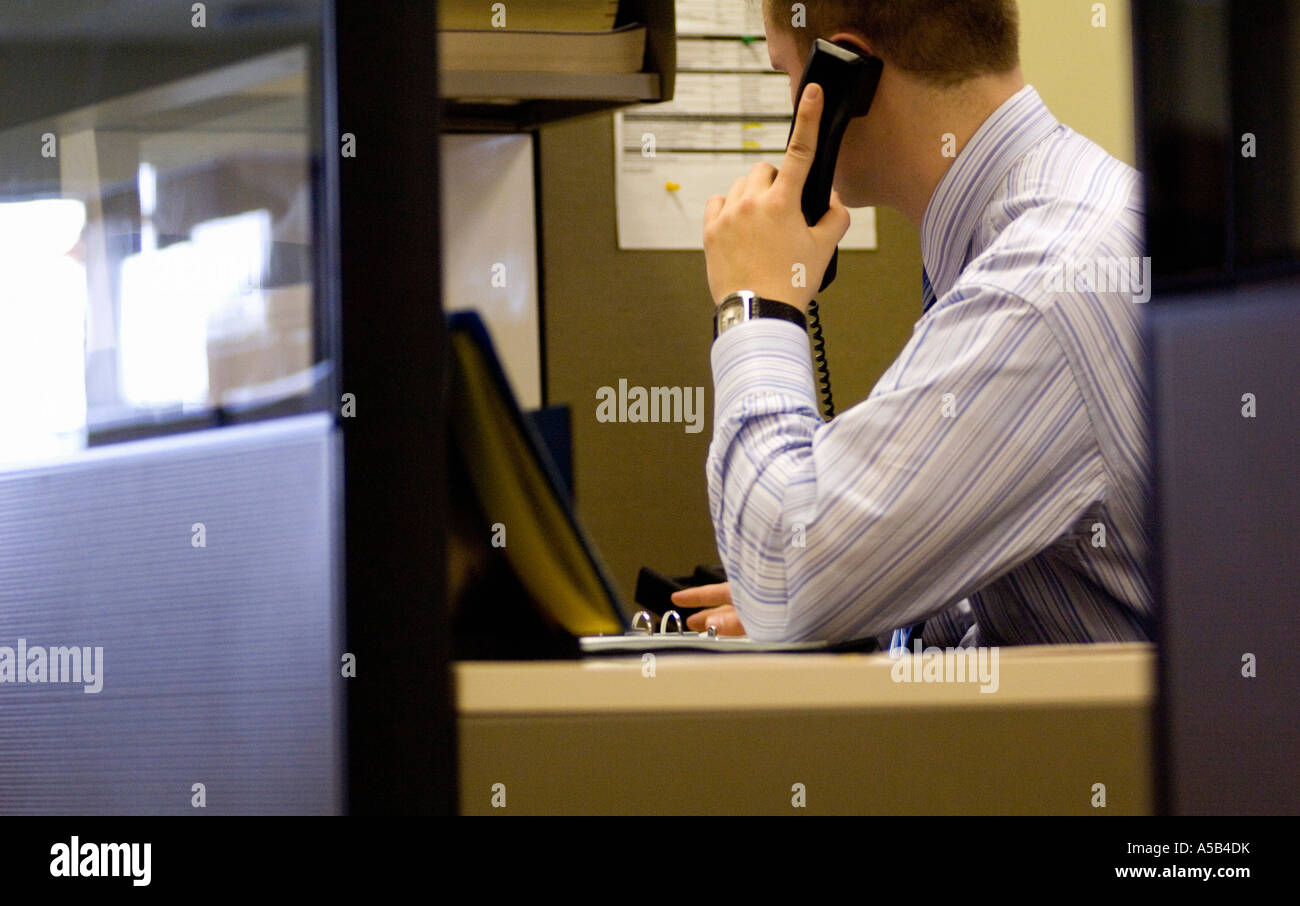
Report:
788,38,883,291
786,38,882,419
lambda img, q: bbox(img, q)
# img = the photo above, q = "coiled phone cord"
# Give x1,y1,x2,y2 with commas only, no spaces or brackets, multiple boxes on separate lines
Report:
807,298,835,420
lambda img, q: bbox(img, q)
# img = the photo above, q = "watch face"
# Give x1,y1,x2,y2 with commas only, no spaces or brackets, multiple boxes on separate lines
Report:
717,301,744,333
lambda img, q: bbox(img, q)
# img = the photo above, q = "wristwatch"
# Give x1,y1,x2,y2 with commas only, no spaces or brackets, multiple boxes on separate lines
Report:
713,290,807,339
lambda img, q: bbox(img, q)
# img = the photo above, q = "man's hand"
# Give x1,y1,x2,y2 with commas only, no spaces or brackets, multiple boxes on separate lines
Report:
670,582,746,635
702,82,852,313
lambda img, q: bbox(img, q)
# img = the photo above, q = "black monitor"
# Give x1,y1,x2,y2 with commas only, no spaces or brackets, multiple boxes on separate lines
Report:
1134,0,1300,290
1136,0,1300,814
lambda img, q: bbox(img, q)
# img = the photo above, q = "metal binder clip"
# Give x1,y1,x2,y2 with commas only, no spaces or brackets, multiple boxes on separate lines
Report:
630,610,654,634
660,610,684,634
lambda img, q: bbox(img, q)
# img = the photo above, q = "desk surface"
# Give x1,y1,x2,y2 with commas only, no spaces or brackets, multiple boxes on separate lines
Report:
456,643,1156,814
456,642,1155,714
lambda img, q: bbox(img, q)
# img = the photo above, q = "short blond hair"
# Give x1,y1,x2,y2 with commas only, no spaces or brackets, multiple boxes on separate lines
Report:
762,0,1020,86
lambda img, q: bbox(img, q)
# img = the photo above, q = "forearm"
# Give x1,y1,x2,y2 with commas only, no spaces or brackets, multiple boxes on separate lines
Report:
705,296,1108,645
707,319,841,642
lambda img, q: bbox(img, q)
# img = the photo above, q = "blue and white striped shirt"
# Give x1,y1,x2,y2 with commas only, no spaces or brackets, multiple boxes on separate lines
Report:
707,85,1152,646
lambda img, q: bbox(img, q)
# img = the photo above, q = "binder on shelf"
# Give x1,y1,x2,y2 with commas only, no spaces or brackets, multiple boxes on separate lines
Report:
438,0,675,129
438,0,620,32
439,24,647,74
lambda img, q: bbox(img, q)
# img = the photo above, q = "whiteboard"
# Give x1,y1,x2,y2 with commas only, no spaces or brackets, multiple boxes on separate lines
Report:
613,1,877,251
440,133,541,409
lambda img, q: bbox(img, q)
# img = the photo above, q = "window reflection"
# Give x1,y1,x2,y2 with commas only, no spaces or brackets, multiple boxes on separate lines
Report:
0,47,316,466
0,199,89,462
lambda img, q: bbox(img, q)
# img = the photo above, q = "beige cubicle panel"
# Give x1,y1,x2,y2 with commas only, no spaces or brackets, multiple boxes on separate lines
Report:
457,643,1155,815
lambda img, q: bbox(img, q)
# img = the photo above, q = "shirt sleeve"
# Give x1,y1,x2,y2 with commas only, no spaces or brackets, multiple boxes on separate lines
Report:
706,284,1107,644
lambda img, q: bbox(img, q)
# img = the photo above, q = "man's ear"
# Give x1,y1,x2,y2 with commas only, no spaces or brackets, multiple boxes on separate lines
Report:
828,32,879,62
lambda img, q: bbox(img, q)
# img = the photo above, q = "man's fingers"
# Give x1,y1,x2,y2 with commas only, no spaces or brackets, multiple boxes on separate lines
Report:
746,161,779,194
811,189,852,246
670,582,732,610
724,174,747,208
775,82,822,198
684,605,747,636
703,194,725,234
674,583,744,636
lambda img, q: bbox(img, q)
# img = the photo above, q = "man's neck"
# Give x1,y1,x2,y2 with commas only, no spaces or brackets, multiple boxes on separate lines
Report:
895,69,1027,226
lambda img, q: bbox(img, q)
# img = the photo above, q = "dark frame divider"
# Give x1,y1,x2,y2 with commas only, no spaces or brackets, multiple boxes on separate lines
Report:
334,0,457,814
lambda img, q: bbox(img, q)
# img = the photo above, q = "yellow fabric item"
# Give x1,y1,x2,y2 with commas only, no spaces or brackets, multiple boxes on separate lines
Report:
449,329,622,637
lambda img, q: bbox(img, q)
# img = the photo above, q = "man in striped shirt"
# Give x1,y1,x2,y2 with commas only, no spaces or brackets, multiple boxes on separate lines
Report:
675,0,1152,646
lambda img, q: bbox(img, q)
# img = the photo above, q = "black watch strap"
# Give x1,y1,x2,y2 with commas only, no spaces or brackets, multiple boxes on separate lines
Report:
714,291,807,339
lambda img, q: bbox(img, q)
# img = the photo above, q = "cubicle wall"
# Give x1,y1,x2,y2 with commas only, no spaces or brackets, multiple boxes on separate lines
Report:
0,0,458,815
0,416,344,814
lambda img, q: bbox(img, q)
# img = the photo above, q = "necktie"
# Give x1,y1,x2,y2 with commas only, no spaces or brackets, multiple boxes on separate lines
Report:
888,268,937,657
922,266,937,313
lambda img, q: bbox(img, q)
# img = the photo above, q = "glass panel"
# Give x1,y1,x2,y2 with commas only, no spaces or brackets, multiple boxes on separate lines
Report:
1138,0,1300,286
0,42,322,466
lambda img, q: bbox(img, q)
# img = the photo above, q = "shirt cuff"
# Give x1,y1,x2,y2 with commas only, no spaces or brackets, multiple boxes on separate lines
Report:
710,318,819,418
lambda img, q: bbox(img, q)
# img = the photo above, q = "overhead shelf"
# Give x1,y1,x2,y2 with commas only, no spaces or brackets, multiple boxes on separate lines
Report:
439,0,675,131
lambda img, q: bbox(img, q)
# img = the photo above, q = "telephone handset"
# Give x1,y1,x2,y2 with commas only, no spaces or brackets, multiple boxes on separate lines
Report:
787,38,883,419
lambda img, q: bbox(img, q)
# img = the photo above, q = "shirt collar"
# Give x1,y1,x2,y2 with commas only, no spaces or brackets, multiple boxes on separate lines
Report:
919,85,1059,301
